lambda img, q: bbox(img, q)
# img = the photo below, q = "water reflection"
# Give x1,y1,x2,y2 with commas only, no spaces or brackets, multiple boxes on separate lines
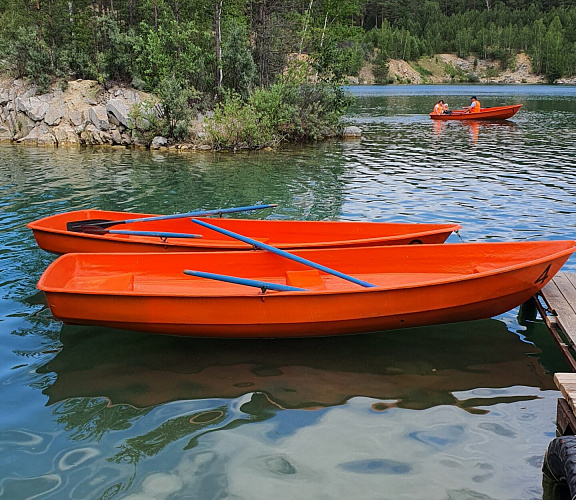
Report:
431,119,518,145
40,319,557,411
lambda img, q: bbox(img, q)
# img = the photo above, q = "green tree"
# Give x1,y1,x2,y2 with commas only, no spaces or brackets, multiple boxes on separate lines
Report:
222,21,256,99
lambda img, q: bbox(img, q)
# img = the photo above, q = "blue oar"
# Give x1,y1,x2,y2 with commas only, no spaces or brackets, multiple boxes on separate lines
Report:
183,270,307,292
190,218,376,288
67,203,278,233
108,230,203,240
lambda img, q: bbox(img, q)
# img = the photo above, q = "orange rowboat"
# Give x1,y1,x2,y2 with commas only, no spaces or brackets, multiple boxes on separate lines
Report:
430,104,522,121
27,209,461,254
37,240,575,338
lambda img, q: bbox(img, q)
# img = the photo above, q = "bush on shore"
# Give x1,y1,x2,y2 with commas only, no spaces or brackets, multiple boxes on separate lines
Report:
205,82,353,150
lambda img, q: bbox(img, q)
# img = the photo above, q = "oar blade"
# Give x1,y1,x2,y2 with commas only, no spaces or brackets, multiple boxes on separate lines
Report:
66,204,278,233
66,219,122,233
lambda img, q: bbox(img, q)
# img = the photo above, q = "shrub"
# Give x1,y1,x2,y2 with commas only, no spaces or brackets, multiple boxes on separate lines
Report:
204,82,353,149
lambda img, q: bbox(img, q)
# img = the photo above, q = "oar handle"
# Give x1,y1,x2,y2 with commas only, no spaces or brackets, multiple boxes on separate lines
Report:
124,204,278,224
190,218,377,288
184,270,307,292
109,230,203,239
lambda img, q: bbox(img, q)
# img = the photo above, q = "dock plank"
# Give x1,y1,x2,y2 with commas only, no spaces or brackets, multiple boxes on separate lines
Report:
555,374,576,412
540,273,576,350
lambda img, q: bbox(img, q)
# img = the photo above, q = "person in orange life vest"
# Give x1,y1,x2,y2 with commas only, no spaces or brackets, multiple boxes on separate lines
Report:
465,96,481,113
433,100,448,115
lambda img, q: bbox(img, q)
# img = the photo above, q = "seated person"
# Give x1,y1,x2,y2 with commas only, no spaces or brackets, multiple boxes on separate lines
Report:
433,99,446,115
465,96,481,113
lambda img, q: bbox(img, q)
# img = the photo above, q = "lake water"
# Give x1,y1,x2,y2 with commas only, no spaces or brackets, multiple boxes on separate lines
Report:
2,84,576,499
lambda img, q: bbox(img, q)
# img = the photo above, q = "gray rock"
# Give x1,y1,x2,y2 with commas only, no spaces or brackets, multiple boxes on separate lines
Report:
69,109,84,127
120,133,132,145
26,97,49,121
150,136,168,149
81,123,107,145
342,126,362,138
111,129,122,144
18,122,57,145
0,123,12,140
53,124,79,145
122,90,140,105
198,144,212,151
106,99,130,127
12,112,36,140
44,103,67,126
16,97,30,114
89,106,110,131
0,90,10,106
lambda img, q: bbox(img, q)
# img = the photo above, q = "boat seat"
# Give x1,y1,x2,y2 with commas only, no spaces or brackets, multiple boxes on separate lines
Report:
285,270,327,290
70,273,134,291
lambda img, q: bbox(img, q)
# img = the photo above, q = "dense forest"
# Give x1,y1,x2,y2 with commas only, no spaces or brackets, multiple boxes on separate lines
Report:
1,0,574,145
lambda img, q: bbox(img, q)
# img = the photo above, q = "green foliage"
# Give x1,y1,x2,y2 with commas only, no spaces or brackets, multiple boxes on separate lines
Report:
205,82,353,149
372,50,390,84
134,20,206,92
1,27,53,92
129,79,203,143
93,15,136,83
222,21,256,100
205,93,275,150
128,100,164,146
157,78,201,141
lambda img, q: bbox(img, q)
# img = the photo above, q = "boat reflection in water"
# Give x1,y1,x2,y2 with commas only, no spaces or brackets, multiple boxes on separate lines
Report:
432,119,518,145
40,318,560,412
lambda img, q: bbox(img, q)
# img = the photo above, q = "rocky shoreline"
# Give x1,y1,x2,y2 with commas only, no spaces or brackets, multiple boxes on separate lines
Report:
0,79,157,148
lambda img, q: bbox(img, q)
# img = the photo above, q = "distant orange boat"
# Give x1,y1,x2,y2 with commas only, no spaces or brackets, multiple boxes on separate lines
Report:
430,104,522,121
37,240,575,338
28,209,461,254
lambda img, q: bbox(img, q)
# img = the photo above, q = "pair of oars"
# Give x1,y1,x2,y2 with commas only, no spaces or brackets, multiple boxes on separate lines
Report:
184,218,376,292
66,204,278,239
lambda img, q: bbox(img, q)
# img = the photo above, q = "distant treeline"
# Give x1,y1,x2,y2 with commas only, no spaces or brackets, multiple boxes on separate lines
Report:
0,0,574,94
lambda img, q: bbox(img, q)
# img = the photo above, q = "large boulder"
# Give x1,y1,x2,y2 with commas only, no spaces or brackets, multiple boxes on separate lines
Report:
69,108,84,127
18,122,57,145
89,106,110,131
53,124,80,145
44,102,67,126
12,112,36,140
342,126,362,138
0,123,12,140
151,136,168,149
106,99,130,127
16,96,49,122
81,123,109,145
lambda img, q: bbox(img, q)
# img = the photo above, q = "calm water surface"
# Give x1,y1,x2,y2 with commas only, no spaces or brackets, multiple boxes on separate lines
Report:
2,84,576,499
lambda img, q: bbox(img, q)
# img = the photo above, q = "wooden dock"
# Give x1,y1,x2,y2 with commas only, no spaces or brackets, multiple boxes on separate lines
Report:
534,272,576,372
537,272,576,434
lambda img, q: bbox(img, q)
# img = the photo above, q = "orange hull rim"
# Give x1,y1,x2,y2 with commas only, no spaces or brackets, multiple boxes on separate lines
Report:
27,209,461,254
430,104,523,121
37,240,576,338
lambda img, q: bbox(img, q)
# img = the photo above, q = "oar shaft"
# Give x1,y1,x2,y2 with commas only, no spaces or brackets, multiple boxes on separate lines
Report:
124,204,278,224
190,218,376,288
184,270,307,292
109,230,203,239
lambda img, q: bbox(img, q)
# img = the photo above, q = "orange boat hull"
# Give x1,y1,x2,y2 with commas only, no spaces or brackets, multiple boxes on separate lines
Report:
430,104,522,121
37,240,575,338
27,209,460,254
